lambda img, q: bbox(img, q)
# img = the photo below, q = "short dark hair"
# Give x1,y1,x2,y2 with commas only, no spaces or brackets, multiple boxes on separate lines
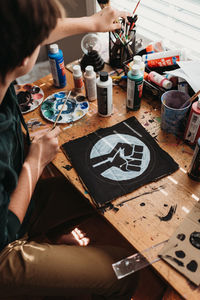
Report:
0,0,64,83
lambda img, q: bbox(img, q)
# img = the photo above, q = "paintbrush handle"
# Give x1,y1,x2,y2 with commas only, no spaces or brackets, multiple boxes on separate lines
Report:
189,89,200,103
52,90,71,130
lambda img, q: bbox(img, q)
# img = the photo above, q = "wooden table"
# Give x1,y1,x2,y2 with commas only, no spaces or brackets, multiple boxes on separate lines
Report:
23,69,200,300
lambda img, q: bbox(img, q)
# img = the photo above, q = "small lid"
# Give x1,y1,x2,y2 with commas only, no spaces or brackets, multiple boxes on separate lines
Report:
131,64,140,75
163,79,173,90
133,55,142,65
73,65,82,76
49,44,59,54
85,65,94,76
100,71,108,82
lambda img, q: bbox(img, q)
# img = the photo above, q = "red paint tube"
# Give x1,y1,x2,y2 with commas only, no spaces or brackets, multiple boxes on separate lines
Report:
184,99,200,145
148,71,172,90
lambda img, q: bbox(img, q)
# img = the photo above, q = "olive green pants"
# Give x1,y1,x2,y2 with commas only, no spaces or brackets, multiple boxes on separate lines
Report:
0,177,138,299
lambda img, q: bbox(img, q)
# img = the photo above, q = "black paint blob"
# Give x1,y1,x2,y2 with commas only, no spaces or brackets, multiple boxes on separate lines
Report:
198,219,200,223
157,205,177,222
63,164,73,171
164,204,168,207
189,232,200,250
175,250,185,259
177,233,186,241
186,260,198,273
140,202,145,206
165,255,184,267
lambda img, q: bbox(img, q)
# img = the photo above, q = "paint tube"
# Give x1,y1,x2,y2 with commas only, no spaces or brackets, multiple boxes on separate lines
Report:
148,71,172,90
164,74,178,88
184,99,200,145
142,49,186,68
188,138,200,181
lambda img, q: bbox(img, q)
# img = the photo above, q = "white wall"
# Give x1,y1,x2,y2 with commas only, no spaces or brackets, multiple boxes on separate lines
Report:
37,0,96,64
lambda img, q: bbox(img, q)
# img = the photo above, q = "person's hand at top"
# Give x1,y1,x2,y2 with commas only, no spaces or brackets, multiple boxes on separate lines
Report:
90,6,131,32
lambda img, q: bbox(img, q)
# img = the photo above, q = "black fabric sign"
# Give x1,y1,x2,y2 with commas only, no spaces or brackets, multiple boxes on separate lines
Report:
62,117,179,207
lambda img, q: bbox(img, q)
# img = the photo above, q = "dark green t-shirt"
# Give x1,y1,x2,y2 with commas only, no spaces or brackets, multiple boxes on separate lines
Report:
0,84,31,251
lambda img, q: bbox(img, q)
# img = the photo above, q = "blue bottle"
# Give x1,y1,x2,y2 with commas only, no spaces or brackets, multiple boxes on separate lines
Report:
48,44,66,88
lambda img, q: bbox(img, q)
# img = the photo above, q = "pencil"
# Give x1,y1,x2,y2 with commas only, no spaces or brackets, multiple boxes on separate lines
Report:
51,90,71,130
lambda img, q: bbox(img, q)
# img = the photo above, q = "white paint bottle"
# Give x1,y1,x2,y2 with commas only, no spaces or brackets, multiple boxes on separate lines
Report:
96,71,112,117
73,64,84,93
84,65,97,101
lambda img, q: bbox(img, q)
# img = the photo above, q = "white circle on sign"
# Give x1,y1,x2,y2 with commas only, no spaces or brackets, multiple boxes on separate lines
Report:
90,133,150,181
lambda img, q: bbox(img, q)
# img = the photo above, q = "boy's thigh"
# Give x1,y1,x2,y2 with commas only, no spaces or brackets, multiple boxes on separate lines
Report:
0,240,138,299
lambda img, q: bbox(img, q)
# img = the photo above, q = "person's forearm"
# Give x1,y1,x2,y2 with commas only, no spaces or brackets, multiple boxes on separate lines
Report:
8,156,43,224
44,17,95,45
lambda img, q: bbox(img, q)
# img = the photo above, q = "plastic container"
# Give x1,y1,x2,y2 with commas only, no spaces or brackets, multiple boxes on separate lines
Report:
84,65,97,101
73,65,84,93
127,65,144,111
148,71,172,90
96,71,112,117
184,99,200,145
161,90,191,137
142,49,186,68
48,44,66,88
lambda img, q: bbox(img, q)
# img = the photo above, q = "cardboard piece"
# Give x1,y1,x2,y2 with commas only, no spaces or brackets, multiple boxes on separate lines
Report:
159,201,200,285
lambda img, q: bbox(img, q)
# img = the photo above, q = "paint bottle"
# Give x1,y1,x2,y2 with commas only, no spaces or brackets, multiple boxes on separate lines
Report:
178,77,189,94
142,49,186,68
188,138,200,181
148,71,172,90
84,65,97,101
127,64,143,111
73,65,84,93
48,44,66,88
96,71,112,117
184,99,200,145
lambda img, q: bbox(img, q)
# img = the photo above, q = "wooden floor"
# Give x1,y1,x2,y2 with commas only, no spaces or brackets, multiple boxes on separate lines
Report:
1,164,181,300
40,164,183,300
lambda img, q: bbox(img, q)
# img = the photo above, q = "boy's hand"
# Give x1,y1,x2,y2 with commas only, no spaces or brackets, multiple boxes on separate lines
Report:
90,6,131,32
27,126,61,173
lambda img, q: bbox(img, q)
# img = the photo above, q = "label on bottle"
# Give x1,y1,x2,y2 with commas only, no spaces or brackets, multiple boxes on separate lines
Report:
49,58,60,87
74,77,84,90
97,86,108,115
185,112,200,143
127,78,143,110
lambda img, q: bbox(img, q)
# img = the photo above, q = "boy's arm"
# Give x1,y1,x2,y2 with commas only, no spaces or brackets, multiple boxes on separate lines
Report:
8,127,60,223
43,7,129,45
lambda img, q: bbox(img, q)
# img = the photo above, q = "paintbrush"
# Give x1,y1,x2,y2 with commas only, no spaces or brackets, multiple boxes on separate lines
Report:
51,90,72,130
97,0,110,9
180,89,200,109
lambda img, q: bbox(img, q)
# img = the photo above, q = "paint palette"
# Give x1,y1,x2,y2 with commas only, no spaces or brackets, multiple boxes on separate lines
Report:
15,84,44,114
41,91,89,124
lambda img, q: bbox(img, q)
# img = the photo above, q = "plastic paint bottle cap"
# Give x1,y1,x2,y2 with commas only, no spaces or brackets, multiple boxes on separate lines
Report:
49,44,59,54
100,71,108,82
73,65,82,76
85,65,94,76
131,64,140,75
133,55,142,64
162,79,173,90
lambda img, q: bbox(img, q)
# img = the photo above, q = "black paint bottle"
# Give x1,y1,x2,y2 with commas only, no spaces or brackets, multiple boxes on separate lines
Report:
188,138,200,181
